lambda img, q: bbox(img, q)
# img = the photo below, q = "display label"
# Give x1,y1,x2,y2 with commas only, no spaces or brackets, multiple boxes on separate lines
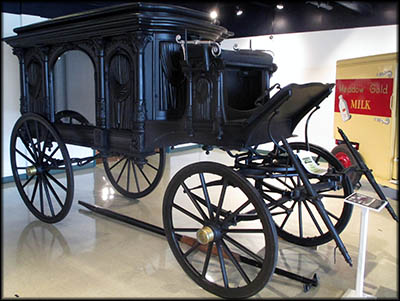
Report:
345,192,387,212
297,151,327,175
334,78,394,117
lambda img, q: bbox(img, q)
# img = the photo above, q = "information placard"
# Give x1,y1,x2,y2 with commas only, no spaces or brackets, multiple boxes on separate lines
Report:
344,192,387,212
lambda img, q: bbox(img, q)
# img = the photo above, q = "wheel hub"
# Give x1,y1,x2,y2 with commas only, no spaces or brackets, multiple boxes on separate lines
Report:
196,226,215,245
26,166,37,177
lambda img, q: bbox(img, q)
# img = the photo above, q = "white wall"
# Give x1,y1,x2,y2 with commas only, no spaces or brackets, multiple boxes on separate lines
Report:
2,13,94,180
2,13,47,179
222,25,398,151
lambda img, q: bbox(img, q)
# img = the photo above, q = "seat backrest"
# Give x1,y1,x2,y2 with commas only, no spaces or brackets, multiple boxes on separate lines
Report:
270,83,335,133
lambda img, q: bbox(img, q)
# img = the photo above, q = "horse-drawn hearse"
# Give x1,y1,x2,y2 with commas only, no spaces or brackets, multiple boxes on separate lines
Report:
4,2,397,299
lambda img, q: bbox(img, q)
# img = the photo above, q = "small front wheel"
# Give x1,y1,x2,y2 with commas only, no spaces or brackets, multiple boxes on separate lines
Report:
163,162,278,299
102,148,166,199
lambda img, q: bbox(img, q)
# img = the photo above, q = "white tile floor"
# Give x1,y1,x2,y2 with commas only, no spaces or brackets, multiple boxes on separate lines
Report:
2,148,398,298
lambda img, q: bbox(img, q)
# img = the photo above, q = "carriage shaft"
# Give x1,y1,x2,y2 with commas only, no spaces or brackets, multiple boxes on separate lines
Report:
78,200,318,288
281,137,353,267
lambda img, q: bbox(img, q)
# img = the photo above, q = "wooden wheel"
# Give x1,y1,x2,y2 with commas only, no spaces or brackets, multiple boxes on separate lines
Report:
163,162,278,299
255,142,353,247
10,113,74,223
102,148,166,199
55,110,90,125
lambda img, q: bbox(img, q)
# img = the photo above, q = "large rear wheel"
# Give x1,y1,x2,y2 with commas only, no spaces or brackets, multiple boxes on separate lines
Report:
163,162,278,299
10,113,74,223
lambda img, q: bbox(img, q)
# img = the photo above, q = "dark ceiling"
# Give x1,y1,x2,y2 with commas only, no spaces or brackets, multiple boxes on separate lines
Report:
1,1,398,38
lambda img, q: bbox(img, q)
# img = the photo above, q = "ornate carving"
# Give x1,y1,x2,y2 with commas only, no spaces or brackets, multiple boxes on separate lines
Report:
159,42,185,117
109,53,134,129
193,76,211,121
129,32,153,53
12,47,25,60
27,59,44,113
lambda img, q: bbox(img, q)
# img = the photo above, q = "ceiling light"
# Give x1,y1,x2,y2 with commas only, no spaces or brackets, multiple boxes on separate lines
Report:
276,3,284,10
236,6,243,16
210,10,218,19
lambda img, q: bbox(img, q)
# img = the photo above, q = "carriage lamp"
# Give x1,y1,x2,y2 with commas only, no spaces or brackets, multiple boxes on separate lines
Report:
209,10,218,20
26,166,37,177
196,226,215,244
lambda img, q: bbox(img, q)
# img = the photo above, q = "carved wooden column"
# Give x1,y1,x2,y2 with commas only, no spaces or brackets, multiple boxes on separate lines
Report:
92,38,107,129
39,46,51,120
12,47,28,115
129,32,152,153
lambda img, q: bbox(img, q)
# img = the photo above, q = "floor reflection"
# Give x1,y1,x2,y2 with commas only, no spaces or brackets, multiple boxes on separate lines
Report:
17,220,71,265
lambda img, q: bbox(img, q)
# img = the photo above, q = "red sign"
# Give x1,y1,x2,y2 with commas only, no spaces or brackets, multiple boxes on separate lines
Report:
334,78,393,117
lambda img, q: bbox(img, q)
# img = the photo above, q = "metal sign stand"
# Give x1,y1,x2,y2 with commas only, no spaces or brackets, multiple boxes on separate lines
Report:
342,192,387,299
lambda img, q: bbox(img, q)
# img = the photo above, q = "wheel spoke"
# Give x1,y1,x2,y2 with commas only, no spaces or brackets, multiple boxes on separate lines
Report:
18,132,38,162
276,177,296,190
279,201,297,230
223,200,251,227
172,203,205,225
216,241,229,288
325,208,340,221
215,179,228,220
109,156,125,171
34,120,41,158
298,200,303,238
30,177,40,204
38,127,50,164
199,173,214,221
22,175,35,188
181,182,209,222
116,158,128,184
131,160,140,192
202,242,213,277
23,121,39,160
137,165,151,186
39,176,44,214
223,234,264,264
221,239,251,285
47,145,60,160
43,174,64,208
126,158,131,191
303,200,324,235
146,162,159,172
43,177,55,217
183,240,201,258
45,171,68,192
15,148,36,165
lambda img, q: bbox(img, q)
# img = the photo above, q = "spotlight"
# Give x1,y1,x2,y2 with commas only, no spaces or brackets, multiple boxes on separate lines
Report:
210,10,218,19
276,3,284,10
236,6,243,16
